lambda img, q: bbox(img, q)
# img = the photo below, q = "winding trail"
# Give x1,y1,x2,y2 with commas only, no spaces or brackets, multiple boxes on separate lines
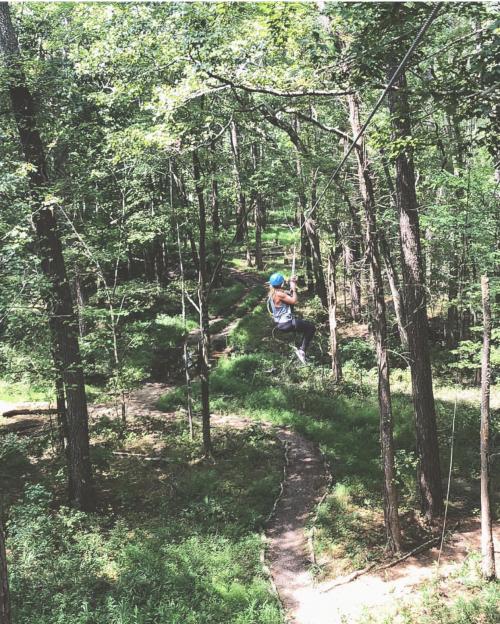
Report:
88,382,330,624
3,267,499,624
266,428,328,624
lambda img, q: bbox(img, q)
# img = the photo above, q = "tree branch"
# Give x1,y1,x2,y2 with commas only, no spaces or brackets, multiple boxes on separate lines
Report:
205,69,353,98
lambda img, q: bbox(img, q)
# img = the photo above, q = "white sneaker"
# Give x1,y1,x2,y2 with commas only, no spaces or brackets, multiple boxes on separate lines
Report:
294,347,306,364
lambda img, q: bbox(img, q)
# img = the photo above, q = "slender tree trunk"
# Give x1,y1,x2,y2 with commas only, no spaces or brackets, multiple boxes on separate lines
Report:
170,160,194,439
327,250,342,382
348,92,401,552
379,232,408,349
74,272,86,337
334,181,363,321
300,212,315,294
0,3,93,510
387,69,443,519
297,155,315,294
304,216,328,307
378,151,408,347
192,151,212,457
307,173,328,307
54,363,68,453
210,142,222,261
344,240,362,322
230,122,251,268
251,143,264,270
0,520,10,624
480,276,496,580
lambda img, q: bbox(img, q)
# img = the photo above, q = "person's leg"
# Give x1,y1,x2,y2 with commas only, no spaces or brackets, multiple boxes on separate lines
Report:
294,318,315,352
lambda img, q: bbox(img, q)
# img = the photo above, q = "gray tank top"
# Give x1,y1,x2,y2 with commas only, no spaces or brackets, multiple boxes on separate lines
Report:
268,295,293,324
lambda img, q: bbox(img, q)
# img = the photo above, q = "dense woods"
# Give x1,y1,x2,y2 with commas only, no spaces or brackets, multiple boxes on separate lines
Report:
0,2,498,623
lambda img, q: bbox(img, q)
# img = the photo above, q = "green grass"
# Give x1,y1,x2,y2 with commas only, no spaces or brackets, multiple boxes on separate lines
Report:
209,281,246,316
260,226,298,247
5,416,284,624
157,344,499,577
0,380,53,403
356,554,500,623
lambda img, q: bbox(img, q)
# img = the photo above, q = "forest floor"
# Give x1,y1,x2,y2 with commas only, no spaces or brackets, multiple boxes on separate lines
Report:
2,384,499,624
1,267,499,624
0,260,500,624
102,384,500,624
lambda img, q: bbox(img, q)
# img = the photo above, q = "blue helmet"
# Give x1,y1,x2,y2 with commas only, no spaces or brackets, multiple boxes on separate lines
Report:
269,272,285,287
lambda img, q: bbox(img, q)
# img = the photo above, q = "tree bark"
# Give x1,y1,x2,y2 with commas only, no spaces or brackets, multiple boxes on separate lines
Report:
210,142,222,261
348,92,401,553
304,216,328,308
229,122,251,267
334,181,363,321
0,2,93,511
480,275,496,580
308,172,328,307
192,151,212,457
387,69,443,519
379,232,408,349
0,520,10,624
296,155,315,294
251,143,264,270
300,212,315,294
327,250,342,382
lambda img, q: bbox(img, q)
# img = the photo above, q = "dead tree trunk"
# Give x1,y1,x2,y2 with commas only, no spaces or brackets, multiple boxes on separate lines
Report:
0,520,10,624
387,69,443,519
192,151,212,457
0,2,93,511
480,275,496,580
348,92,401,553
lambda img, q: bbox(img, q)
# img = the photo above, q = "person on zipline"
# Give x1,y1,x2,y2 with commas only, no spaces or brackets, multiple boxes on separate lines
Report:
267,272,315,364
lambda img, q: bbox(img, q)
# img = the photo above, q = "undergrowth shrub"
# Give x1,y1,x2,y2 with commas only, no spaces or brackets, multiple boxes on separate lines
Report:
8,426,283,624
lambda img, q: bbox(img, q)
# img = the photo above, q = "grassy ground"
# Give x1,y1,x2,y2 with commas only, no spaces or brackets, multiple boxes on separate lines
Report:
2,259,498,624
0,380,53,403
158,299,499,583
2,411,284,624
356,554,500,624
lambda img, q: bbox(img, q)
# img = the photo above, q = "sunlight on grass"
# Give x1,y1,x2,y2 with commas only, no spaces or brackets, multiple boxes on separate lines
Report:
6,419,284,624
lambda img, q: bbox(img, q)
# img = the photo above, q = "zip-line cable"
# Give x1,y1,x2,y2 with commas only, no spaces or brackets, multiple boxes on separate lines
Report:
299,2,443,232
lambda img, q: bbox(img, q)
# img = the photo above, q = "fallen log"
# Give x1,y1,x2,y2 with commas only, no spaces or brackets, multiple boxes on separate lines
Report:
1,408,58,418
111,451,173,462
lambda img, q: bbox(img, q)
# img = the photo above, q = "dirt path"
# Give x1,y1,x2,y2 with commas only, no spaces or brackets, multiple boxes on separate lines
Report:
3,271,499,624
109,386,500,624
266,428,328,624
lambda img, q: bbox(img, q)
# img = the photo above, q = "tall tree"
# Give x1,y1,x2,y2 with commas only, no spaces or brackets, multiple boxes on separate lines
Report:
192,151,212,457
348,91,401,552
251,143,264,270
387,67,444,519
0,1,93,510
480,275,496,580
229,121,252,266
327,248,342,382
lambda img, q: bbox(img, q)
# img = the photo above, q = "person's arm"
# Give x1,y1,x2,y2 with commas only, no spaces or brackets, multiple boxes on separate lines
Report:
277,278,298,305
